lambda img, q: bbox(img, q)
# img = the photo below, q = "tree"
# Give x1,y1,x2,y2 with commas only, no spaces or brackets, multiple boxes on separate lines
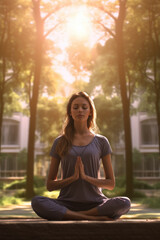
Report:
142,0,160,153
125,0,160,154
87,0,133,197
36,96,65,152
26,0,72,198
26,0,44,198
94,95,123,146
115,0,133,197
0,0,33,152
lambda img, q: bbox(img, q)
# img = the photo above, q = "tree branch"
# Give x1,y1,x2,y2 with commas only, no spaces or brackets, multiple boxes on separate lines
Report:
96,21,116,38
42,2,71,22
87,2,117,22
44,21,64,38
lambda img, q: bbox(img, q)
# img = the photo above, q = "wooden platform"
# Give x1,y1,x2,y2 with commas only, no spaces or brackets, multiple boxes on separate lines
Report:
0,219,160,240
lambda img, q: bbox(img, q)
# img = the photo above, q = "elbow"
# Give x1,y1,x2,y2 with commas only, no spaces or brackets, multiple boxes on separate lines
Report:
107,179,115,190
46,180,54,192
47,186,52,192
46,185,52,192
110,182,115,190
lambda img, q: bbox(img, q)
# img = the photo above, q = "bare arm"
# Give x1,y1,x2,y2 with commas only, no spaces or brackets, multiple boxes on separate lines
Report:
79,154,115,190
46,157,79,191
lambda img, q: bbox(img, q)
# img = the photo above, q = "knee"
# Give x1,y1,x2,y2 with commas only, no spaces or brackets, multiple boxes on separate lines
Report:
31,196,43,211
31,196,50,220
119,197,131,215
123,197,131,211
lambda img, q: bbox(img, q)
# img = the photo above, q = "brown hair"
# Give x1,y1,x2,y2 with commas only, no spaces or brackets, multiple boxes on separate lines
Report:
56,92,97,157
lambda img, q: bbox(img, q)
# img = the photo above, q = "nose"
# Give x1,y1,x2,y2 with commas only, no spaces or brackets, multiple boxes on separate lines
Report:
78,107,83,112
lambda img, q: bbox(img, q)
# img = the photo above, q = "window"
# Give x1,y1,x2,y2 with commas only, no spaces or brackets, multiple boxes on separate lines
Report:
2,120,19,145
133,153,160,178
0,152,26,178
141,119,158,145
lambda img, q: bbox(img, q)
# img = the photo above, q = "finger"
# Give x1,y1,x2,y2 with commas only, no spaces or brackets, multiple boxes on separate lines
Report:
79,158,83,166
77,156,81,161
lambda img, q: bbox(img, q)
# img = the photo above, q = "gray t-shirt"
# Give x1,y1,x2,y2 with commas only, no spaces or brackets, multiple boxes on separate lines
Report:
50,134,112,204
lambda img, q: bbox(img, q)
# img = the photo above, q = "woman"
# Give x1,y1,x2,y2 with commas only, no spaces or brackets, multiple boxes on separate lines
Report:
32,92,131,220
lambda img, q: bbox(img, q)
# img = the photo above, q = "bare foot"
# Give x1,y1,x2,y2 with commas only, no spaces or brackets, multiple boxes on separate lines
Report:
88,215,114,221
63,210,114,221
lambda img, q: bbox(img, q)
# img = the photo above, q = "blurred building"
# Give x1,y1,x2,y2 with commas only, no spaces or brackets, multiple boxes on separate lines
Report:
113,112,160,182
0,111,159,182
0,113,48,181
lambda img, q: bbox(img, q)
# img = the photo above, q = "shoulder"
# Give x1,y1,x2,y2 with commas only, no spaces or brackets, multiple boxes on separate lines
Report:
53,135,63,144
50,135,63,158
94,134,112,156
95,134,110,144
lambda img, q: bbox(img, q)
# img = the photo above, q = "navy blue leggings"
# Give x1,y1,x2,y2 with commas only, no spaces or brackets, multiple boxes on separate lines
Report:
32,196,131,221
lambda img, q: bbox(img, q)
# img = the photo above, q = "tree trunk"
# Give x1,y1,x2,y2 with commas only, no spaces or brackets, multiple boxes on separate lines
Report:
155,88,160,154
0,4,8,153
0,58,5,153
26,0,44,198
115,0,133,198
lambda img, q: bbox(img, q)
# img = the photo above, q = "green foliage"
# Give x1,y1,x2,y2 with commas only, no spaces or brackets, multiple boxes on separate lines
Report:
126,0,160,152
0,0,160,200
132,148,142,164
4,175,45,190
89,39,119,97
0,182,4,190
37,96,66,152
115,176,126,188
43,190,59,199
4,179,26,190
93,94,123,146
140,197,160,209
132,190,147,199
116,176,156,190
17,149,28,169
0,196,22,206
153,182,160,190
34,176,46,188
133,180,153,190
0,149,27,175
102,187,126,198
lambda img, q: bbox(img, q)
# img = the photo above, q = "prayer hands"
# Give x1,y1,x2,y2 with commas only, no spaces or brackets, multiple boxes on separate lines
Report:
73,156,86,181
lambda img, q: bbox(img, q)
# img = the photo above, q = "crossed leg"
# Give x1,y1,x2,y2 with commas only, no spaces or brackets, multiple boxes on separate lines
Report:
63,197,131,221
32,196,131,221
63,207,112,221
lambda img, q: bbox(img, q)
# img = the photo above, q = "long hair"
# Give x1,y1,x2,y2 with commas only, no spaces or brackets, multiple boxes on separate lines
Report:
56,92,97,157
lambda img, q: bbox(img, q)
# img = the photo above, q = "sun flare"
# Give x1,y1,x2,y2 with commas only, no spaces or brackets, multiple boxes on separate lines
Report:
66,6,92,42
43,1,116,84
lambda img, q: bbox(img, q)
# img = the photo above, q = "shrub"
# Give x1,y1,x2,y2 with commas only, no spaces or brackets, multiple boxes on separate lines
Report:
102,186,126,198
0,196,22,206
4,175,45,190
133,179,153,189
153,182,160,189
4,179,26,190
140,197,160,208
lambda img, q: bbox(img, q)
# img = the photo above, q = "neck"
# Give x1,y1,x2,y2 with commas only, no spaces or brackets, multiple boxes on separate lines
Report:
74,122,89,135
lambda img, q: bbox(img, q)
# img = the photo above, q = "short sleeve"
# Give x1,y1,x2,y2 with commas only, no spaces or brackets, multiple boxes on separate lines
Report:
50,136,61,160
100,135,112,158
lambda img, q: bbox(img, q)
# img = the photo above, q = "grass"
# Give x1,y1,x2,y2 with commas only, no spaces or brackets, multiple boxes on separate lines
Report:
140,197,160,209
1,188,160,210
0,196,22,206
1,177,160,208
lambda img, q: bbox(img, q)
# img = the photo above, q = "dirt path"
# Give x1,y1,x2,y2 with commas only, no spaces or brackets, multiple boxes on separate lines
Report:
0,201,160,219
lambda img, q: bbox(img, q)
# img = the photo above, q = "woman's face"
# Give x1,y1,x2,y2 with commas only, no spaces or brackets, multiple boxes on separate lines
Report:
70,97,91,123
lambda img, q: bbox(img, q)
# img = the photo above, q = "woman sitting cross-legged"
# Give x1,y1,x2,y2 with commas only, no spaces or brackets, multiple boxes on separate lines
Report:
32,91,131,221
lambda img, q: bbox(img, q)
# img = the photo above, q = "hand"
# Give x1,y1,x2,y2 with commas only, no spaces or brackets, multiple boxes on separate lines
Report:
73,156,80,180
78,156,86,180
